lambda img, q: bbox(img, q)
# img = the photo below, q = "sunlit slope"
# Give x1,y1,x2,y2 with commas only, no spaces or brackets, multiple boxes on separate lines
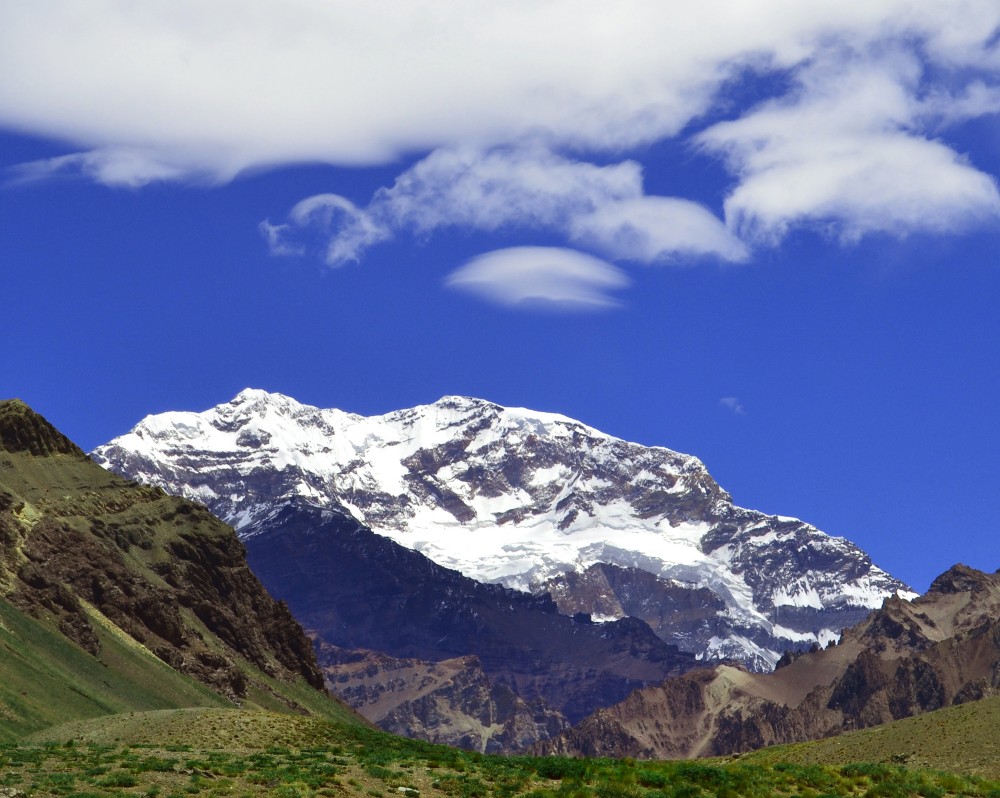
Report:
0,398,361,737
740,692,1000,779
0,598,229,742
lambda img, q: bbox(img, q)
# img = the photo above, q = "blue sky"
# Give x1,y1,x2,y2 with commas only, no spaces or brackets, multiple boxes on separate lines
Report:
2,1,1000,592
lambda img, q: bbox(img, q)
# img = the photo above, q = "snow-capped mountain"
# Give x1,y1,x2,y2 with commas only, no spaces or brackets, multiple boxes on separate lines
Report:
92,388,915,670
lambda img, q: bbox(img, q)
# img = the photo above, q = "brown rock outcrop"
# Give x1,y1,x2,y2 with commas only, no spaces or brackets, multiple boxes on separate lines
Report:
318,644,568,752
541,564,1000,759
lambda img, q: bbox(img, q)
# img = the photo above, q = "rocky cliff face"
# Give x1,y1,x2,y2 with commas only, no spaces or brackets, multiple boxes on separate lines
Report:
241,499,696,728
544,563,730,652
93,389,914,671
0,399,326,708
317,644,568,753
538,563,1000,760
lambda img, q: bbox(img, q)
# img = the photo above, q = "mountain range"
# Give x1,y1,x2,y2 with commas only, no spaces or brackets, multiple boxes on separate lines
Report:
4,391,998,770
89,389,918,750
92,389,914,671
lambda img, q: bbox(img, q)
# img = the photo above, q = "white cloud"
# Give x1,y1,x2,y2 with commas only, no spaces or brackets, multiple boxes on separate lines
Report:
2,1,999,181
698,55,1000,241
369,146,640,235
719,397,745,415
3,1,999,250
259,221,304,257
9,148,199,187
264,146,744,266
918,82,1000,127
569,197,749,263
445,247,629,310
281,194,389,265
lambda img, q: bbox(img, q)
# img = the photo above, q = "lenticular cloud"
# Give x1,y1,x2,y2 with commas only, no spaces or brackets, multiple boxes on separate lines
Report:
445,247,630,310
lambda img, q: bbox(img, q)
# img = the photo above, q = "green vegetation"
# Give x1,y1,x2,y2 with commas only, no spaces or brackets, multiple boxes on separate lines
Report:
740,692,1000,779
0,425,359,736
1,707,995,798
0,598,230,742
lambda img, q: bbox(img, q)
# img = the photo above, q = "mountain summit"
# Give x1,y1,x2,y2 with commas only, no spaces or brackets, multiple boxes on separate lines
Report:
93,389,914,670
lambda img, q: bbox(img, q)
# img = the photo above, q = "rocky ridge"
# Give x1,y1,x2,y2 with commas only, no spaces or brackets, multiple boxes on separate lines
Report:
316,644,569,753
538,563,1000,760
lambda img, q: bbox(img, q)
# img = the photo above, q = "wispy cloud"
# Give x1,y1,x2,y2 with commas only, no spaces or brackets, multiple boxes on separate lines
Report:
262,145,745,266
445,247,629,310
719,397,745,415
8,148,202,188
262,194,388,264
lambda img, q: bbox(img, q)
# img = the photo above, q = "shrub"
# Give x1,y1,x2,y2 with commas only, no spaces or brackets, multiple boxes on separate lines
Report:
635,770,667,789
98,771,138,788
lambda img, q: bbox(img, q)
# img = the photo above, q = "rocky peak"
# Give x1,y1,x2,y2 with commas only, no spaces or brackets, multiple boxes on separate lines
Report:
93,389,914,670
926,563,995,595
431,395,503,414
0,399,82,457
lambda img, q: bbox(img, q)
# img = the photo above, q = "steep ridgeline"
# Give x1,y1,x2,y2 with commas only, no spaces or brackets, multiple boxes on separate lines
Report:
0,399,352,737
240,499,694,751
94,389,913,671
539,564,1000,760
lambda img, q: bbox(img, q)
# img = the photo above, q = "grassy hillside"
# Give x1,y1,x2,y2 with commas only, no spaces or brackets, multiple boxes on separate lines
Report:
0,398,362,738
5,706,997,798
0,597,230,742
740,692,1000,779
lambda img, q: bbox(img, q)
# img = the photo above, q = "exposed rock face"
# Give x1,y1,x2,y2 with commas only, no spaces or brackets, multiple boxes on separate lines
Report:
241,499,695,727
317,643,568,752
544,563,730,653
92,389,913,671
539,564,1000,760
0,399,326,706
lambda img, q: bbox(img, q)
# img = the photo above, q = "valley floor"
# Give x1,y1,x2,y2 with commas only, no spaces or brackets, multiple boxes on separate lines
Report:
5,707,1000,798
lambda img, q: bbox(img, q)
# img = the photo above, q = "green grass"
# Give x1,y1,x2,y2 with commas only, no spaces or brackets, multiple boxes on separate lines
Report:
10,707,1000,798
738,692,1000,779
0,598,231,741
0,590,358,743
